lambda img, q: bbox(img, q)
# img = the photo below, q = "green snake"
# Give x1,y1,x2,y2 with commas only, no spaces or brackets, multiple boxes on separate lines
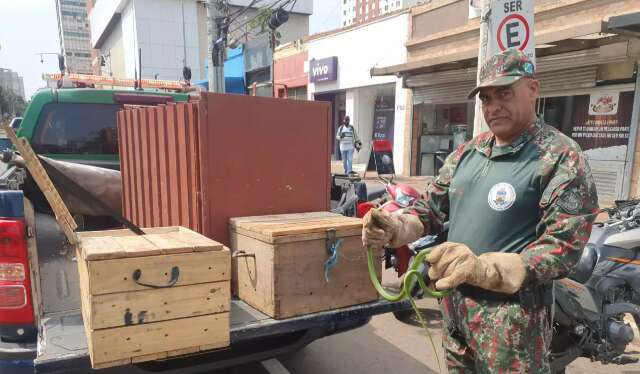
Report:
366,245,449,301
366,245,450,372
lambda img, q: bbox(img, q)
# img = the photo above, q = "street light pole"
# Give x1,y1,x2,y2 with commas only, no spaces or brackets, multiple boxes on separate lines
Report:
207,0,226,93
472,0,491,137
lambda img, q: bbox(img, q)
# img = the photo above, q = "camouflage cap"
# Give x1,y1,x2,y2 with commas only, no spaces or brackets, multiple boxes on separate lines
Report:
468,49,536,99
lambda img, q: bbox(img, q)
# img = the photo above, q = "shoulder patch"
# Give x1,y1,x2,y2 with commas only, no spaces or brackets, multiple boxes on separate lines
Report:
557,189,581,214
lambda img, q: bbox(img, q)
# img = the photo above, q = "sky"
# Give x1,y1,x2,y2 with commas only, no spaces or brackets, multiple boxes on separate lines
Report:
0,0,340,99
309,0,341,35
0,0,60,99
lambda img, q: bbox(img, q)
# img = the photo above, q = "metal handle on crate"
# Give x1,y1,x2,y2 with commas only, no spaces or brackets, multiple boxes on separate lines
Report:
233,250,256,259
132,266,180,288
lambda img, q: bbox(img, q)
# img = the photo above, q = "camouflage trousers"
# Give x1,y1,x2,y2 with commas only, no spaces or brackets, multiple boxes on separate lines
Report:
440,289,552,374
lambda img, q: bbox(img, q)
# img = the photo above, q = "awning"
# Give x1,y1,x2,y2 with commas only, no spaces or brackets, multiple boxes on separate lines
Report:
371,18,611,77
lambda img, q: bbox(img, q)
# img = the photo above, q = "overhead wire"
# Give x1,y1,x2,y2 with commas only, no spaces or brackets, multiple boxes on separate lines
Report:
227,0,295,36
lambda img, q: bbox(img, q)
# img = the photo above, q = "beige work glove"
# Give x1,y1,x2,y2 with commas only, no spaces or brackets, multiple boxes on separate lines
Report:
362,209,424,249
426,242,528,294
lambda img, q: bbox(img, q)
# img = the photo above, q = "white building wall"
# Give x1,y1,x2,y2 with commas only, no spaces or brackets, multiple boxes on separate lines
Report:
99,17,126,77
307,13,407,91
308,12,411,174
93,0,309,81
135,0,201,80
90,0,128,47
120,0,138,78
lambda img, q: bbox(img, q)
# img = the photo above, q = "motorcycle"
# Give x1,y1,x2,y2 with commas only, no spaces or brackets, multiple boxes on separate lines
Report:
550,199,640,372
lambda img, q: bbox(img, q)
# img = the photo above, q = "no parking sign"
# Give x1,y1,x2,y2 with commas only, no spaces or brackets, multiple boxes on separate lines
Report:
490,0,536,65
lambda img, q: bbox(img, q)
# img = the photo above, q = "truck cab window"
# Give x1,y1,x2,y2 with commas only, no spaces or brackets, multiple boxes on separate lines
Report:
31,103,122,155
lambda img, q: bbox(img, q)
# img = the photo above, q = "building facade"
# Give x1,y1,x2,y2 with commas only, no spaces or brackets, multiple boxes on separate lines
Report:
303,10,411,172
341,0,418,27
273,40,308,100
89,0,311,90
0,69,25,100
55,0,94,74
372,0,640,206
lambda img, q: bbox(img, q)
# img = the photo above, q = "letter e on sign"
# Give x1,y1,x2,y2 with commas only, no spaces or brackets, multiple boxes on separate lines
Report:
497,14,529,51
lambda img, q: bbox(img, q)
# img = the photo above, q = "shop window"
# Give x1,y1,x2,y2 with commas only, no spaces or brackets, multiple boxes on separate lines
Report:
413,102,473,176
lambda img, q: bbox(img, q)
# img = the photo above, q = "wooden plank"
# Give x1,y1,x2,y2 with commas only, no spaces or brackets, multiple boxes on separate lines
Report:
77,226,179,239
269,228,362,244
231,234,276,316
243,218,361,232
2,123,77,244
88,249,230,295
92,358,132,370
24,199,43,325
231,225,362,245
89,281,230,330
174,227,224,251
131,352,168,363
140,108,152,227
79,236,126,261
79,227,221,260
147,108,161,227
77,249,95,357
166,104,181,225
230,213,363,242
176,104,191,227
166,346,199,357
259,220,362,236
88,312,230,366
143,233,197,255
131,110,144,227
117,112,131,222
157,105,171,227
186,103,201,233
229,212,341,227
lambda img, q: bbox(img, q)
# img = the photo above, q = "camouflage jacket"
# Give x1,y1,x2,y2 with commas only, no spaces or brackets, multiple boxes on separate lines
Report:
411,117,599,283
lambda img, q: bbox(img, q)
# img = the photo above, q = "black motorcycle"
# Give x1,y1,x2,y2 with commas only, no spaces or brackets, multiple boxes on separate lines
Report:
551,199,640,372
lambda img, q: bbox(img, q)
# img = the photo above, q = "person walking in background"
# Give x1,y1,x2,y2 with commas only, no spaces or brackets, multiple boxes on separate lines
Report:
336,116,360,174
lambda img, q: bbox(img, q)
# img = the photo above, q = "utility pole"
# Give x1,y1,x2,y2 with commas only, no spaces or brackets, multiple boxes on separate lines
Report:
472,0,491,137
207,0,226,93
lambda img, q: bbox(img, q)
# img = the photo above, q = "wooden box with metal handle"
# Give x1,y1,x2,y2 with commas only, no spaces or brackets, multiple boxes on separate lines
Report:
76,226,231,369
230,212,381,319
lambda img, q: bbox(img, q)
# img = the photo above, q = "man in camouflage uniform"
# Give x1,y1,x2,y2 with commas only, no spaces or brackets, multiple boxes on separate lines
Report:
362,49,599,373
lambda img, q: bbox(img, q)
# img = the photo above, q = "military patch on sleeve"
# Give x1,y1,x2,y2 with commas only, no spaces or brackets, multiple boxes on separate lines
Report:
557,189,581,214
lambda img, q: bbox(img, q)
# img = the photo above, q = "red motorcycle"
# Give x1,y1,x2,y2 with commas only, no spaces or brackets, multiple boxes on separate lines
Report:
356,177,424,277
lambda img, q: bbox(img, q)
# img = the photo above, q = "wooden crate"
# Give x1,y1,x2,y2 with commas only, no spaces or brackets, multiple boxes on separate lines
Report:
118,95,332,247
76,226,231,369
230,212,381,319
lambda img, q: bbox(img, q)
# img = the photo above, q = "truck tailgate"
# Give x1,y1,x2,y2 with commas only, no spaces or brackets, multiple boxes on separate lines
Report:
35,298,409,373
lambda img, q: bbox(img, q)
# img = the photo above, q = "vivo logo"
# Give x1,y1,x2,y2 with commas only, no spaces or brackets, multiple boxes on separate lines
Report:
309,56,338,83
312,65,329,76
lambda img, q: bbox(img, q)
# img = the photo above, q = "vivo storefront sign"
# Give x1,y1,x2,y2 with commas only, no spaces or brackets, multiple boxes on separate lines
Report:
309,57,338,84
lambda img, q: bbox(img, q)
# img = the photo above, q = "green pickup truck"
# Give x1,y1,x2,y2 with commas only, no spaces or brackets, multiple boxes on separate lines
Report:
0,87,406,374
16,88,189,168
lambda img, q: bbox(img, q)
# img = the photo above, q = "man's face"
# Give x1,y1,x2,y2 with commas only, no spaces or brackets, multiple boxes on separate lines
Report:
479,78,540,140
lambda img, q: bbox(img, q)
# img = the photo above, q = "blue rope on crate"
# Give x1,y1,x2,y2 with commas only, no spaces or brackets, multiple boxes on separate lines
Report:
324,238,343,282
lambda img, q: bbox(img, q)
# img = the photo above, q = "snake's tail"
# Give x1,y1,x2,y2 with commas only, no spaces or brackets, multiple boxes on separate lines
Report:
409,298,443,374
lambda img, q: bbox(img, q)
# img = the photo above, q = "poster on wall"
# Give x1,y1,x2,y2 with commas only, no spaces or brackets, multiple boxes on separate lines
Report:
372,95,395,144
588,92,620,116
570,91,633,161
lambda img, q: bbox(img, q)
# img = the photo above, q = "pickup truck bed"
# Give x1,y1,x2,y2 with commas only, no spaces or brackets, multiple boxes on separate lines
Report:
3,297,408,374
0,163,410,374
